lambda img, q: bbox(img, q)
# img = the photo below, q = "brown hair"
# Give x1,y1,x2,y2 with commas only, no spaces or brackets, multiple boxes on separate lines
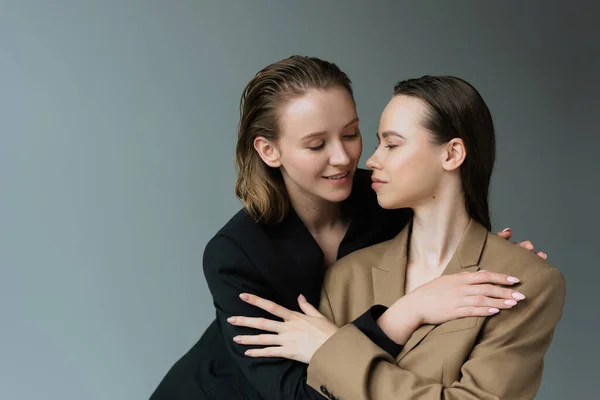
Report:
235,55,354,223
393,76,496,230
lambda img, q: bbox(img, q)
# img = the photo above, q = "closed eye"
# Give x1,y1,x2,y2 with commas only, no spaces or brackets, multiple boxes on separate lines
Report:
308,142,325,151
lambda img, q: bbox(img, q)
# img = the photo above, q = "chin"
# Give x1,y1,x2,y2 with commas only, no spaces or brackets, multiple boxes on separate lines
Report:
323,187,352,203
376,195,404,210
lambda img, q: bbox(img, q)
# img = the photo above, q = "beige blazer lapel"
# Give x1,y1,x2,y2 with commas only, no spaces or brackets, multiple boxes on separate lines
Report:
396,219,489,362
372,222,411,308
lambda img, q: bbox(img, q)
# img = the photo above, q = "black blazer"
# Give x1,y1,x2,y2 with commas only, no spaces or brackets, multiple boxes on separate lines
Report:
150,169,412,400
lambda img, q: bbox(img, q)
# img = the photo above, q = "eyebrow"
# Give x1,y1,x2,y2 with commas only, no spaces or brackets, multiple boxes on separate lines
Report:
378,130,405,139
301,117,360,140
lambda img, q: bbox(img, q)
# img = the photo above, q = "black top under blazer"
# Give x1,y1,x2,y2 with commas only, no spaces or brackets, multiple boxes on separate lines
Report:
150,169,412,400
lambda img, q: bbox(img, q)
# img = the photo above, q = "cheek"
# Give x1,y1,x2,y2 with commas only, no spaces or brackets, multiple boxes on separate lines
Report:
386,150,436,189
282,152,326,178
349,138,363,161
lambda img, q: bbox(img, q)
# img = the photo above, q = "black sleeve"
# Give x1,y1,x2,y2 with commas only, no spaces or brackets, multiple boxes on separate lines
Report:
203,235,324,400
351,305,403,358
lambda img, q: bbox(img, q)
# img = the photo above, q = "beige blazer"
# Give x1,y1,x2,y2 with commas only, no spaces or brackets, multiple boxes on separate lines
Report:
307,219,565,400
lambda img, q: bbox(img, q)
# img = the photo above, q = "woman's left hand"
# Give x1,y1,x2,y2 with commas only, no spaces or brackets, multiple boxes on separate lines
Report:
227,293,338,364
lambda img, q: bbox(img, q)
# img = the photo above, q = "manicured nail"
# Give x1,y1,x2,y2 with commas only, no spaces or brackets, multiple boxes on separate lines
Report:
245,350,252,356
541,252,547,259
512,292,526,300
489,308,500,313
239,293,249,301
227,317,237,323
504,300,518,306
507,276,520,283
502,228,511,232
233,336,241,343
299,294,307,302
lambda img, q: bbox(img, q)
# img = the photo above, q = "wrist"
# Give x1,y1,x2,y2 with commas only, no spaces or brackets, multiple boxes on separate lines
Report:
401,293,424,327
376,297,422,345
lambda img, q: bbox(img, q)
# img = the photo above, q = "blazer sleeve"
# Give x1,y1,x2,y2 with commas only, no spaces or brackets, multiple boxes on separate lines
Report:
203,235,324,400
306,267,566,400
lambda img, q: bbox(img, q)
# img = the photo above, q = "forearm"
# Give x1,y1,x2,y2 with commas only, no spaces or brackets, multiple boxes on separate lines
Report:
375,295,421,345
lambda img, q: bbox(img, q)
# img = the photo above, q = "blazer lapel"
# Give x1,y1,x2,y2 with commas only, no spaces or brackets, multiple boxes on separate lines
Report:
258,209,324,308
396,218,489,362
372,222,411,307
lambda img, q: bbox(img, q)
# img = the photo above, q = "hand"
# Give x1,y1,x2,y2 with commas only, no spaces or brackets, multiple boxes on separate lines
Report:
378,270,525,344
227,293,338,364
496,228,547,259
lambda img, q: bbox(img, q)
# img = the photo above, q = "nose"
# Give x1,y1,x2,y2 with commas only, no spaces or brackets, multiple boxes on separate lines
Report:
366,149,381,170
329,141,351,166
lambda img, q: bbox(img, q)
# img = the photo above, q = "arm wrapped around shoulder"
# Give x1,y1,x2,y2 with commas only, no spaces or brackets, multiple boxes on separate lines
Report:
307,266,566,400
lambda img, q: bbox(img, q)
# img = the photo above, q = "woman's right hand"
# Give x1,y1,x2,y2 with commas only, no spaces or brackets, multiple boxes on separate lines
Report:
376,270,525,344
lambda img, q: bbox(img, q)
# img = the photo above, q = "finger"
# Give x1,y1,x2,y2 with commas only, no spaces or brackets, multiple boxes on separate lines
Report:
463,270,520,285
468,284,526,301
240,293,295,320
461,294,520,309
227,316,287,333
456,306,504,318
245,347,291,358
496,228,512,240
516,240,534,251
233,334,282,346
536,251,547,260
298,294,323,317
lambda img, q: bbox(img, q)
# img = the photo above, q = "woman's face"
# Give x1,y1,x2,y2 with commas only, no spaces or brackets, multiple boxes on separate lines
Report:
265,86,362,205
366,95,447,210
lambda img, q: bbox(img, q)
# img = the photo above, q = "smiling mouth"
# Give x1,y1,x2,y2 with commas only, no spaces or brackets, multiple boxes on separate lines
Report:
324,171,349,180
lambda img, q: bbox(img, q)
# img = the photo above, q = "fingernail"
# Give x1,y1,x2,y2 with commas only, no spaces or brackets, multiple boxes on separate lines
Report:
245,350,252,356
227,317,237,323
504,300,518,306
299,294,307,302
541,252,547,259
502,228,511,232
239,293,249,301
489,308,500,313
507,276,520,283
233,336,241,343
512,292,526,300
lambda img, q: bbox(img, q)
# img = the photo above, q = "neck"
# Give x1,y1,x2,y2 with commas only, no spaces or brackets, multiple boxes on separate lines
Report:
289,193,343,233
409,182,471,271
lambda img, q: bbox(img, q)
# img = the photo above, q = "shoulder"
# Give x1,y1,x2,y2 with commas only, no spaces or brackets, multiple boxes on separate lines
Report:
203,209,261,271
482,233,565,294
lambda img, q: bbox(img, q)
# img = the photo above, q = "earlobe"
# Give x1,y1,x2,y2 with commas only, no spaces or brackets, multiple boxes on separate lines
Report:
253,136,281,168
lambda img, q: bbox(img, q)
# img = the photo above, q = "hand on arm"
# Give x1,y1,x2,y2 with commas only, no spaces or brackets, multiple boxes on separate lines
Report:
377,270,525,344
228,293,338,364
496,227,547,259
203,236,325,400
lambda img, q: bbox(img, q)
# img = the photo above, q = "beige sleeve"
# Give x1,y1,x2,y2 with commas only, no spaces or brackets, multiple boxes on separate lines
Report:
307,267,566,400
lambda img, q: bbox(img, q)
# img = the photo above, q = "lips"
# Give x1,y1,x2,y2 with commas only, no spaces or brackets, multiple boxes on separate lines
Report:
324,171,349,180
371,177,387,183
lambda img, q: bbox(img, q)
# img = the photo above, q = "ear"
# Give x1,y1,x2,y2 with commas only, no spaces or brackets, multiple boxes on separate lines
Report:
441,138,466,171
253,136,281,168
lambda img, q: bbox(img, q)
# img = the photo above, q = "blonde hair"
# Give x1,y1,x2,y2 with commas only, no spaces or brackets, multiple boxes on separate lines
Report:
234,56,354,223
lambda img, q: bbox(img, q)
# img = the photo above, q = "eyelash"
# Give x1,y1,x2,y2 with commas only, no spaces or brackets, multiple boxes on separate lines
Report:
375,143,399,150
308,132,360,151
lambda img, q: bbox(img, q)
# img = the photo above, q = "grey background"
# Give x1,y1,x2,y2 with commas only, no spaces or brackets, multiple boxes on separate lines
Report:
1,1,598,399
